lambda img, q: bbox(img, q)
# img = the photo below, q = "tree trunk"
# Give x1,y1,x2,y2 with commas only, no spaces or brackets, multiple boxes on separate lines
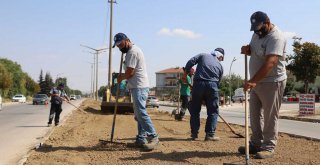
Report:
304,81,309,94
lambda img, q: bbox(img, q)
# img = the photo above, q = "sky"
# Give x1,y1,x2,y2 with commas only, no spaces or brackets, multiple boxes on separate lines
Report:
1,0,320,93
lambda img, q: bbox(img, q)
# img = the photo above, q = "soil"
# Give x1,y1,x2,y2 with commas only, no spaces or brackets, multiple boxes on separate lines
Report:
24,99,320,165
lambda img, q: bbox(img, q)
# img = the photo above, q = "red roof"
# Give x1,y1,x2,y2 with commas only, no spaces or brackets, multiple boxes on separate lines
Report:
156,67,184,74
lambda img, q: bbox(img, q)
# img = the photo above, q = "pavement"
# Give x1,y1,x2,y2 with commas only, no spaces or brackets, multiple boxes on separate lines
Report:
159,101,320,123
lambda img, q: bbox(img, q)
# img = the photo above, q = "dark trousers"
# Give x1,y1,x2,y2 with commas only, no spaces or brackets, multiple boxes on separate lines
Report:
48,104,62,124
179,95,190,117
190,81,219,136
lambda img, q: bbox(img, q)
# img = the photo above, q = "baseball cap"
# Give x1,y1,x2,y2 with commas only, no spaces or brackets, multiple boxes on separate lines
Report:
58,83,65,88
112,33,128,48
214,48,225,56
250,11,269,31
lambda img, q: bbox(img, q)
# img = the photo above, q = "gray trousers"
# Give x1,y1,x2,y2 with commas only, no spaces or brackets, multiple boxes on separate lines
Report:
249,80,286,149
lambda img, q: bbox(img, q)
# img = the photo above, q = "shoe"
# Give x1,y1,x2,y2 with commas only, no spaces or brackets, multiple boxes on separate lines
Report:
127,141,146,148
204,135,220,141
255,149,275,159
238,142,261,155
142,135,159,151
190,134,198,141
47,124,52,127
55,123,59,126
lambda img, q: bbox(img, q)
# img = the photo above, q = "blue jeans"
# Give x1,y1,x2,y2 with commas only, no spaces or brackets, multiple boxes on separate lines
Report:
131,88,157,143
190,81,219,136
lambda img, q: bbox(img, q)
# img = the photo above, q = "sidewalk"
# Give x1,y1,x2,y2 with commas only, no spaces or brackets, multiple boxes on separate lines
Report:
160,101,320,123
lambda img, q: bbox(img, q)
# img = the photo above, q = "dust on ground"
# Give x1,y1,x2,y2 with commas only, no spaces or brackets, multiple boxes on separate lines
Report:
24,99,320,165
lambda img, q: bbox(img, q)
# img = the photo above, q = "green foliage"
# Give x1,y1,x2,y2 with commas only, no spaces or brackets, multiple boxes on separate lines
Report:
219,73,244,97
0,58,38,98
287,42,320,93
0,63,12,90
98,86,107,97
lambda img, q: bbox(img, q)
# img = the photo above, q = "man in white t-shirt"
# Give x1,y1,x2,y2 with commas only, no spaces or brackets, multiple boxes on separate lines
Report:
113,33,159,151
239,11,287,159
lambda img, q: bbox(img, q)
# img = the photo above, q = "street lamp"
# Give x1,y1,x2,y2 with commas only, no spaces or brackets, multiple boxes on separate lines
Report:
81,44,108,100
229,57,237,105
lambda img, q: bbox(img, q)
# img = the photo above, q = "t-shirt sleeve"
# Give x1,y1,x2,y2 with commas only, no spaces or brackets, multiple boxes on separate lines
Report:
187,76,191,85
125,53,138,69
266,37,286,57
49,88,54,94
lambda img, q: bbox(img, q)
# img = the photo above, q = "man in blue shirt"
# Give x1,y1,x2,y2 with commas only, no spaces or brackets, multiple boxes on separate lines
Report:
183,48,224,141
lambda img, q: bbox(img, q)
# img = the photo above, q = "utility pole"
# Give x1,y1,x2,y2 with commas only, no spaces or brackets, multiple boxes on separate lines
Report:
229,57,237,105
84,51,97,99
80,44,107,100
107,0,116,90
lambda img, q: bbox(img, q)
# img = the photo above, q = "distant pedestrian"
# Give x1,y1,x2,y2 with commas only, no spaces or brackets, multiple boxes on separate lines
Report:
113,32,159,151
48,83,70,126
238,11,287,159
176,67,194,121
183,48,224,141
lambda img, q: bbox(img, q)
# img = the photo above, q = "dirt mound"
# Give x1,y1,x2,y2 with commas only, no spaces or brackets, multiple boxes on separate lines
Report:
24,99,320,165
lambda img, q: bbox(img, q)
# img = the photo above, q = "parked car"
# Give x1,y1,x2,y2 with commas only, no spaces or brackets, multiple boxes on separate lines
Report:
12,94,26,103
0,93,2,110
32,94,49,105
70,95,77,100
147,96,160,108
76,95,81,99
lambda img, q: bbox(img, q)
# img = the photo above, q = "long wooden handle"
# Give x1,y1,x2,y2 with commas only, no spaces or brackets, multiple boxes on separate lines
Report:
110,52,124,142
244,54,250,165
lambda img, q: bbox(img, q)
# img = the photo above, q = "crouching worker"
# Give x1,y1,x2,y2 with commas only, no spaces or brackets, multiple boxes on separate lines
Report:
113,32,159,151
48,83,70,127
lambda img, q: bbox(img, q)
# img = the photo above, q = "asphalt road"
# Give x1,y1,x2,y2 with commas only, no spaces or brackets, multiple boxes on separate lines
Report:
159,104,320,140
0,100,82,165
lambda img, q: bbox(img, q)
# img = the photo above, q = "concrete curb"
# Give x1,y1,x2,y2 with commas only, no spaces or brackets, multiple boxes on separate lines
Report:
279,115,320,123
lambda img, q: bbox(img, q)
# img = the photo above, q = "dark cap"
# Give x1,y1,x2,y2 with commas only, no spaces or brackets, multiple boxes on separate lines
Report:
250,11,269,31
58,83,64,88
112,33,128,48
214,48,225,55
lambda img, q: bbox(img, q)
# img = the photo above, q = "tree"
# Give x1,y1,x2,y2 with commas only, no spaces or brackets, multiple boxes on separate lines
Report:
287,42,320,93
0,63,12,91
98,86,107,97
0,58,38,98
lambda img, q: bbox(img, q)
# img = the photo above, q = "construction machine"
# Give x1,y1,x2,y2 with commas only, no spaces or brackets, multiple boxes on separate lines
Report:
101,72,134,113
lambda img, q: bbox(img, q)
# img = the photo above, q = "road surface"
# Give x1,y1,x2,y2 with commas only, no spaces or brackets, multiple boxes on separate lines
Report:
159,104,320,140
0,100,82,165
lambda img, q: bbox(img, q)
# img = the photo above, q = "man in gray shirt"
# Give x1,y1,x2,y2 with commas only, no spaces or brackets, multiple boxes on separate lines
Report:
113,33,159,151
239,11,287,159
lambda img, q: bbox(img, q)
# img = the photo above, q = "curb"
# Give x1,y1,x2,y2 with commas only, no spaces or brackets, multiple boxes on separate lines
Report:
279,115,320,123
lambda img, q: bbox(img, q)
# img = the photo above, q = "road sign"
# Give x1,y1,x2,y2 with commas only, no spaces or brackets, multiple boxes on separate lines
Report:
299,94,315,115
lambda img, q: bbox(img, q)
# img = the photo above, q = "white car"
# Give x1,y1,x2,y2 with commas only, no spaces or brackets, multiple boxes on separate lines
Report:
147,96,160,108
0,94,2,110
12,94,26,103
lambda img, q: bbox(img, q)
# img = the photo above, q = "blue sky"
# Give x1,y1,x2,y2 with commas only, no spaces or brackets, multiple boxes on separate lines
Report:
1,0,319,92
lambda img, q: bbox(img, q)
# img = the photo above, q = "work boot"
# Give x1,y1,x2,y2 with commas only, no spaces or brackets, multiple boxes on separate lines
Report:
204,135,220,141
143,135,159,151
127,141,146,149
190,134,198,141
255,149,275,159
47,122,52,127
238,142,261,154
55,123,59,126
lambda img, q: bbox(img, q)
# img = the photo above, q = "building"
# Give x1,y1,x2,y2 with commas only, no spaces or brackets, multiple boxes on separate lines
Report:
155,67,184,98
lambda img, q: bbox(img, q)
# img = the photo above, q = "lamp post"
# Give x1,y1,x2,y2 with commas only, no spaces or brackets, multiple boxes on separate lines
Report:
81,44,107,100
229,57,237,105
